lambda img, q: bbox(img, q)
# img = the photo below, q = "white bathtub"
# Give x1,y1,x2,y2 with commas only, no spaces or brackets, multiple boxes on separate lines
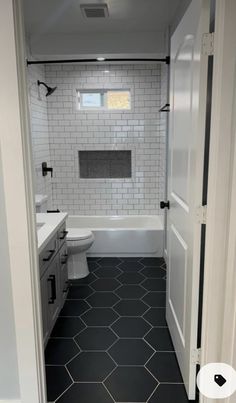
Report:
66,215,164,257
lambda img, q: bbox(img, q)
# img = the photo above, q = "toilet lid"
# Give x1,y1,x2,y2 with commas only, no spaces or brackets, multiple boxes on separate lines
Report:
67,228,93,241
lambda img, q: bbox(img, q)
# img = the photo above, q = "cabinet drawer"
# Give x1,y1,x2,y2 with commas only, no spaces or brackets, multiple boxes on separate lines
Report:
57,221,68,249
47,256,61,331
39,235,57,277
59,243,68,266
60,243,69,303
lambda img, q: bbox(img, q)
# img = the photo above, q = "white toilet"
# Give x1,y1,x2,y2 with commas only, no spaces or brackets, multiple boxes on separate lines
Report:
66,228,95,279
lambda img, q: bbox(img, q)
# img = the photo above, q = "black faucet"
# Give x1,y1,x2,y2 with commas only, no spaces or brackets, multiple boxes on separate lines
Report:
42,162,53,177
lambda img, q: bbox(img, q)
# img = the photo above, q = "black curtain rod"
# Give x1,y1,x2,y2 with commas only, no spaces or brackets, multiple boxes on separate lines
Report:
27,56,170,65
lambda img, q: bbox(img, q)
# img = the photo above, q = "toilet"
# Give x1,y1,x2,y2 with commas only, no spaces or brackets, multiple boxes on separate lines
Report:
66,228,95,279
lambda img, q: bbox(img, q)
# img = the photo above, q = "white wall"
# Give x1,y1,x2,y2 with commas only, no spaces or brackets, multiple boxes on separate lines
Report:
43,63,167,215
170,0,192,34
28,31,166,60
0,145,20,399
28,64,53,206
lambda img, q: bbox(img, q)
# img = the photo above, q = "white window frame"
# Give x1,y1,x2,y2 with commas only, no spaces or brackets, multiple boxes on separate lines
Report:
76,88,131,111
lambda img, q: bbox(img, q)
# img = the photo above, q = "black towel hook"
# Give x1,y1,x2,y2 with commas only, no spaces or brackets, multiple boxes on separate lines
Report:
159,103,170,112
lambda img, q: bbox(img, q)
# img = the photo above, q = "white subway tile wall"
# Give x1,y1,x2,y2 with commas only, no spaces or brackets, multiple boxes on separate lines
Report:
28,65,53,207
29,63,168,216
160,63,168,197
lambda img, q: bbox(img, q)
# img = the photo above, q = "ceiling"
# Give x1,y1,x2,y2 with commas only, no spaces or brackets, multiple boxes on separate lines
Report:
23,0,189,58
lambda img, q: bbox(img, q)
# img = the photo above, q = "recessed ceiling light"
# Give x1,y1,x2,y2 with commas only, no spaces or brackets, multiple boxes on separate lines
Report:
104,70,110,73
97,57,106,61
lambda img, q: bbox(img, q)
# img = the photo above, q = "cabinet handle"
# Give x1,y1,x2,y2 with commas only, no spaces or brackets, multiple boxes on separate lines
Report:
59,230,68,240
63,280,69,293
43,249,55,262
61,253,68,265
48,274,56,304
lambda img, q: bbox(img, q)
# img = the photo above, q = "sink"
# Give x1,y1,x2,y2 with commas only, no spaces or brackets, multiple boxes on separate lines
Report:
36,223,45,231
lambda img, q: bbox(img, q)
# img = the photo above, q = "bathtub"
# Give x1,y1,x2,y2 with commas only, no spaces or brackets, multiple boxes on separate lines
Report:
66,215,164,257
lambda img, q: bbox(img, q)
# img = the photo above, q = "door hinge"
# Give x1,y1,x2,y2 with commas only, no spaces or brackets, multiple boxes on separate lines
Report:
192,348,201,365
202,32,214,56
196,205,207,224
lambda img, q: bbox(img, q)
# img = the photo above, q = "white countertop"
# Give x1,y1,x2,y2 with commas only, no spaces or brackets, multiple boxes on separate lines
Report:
35,194,48,207
36,213,68,253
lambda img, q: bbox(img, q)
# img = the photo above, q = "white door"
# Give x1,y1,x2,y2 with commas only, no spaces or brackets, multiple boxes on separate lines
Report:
166,0,210,399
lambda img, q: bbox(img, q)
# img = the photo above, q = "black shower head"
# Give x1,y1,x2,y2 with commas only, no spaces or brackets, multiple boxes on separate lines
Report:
37,80,57,97
46,86,57,96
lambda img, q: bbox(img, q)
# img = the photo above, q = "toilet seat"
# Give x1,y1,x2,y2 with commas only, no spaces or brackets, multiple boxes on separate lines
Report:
67,228,93,241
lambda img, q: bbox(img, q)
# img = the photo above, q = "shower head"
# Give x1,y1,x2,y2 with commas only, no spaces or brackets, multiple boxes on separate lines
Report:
37,80,57,97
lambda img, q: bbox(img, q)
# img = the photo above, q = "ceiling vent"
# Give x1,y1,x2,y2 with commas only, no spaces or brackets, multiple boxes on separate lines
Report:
80,4,109,18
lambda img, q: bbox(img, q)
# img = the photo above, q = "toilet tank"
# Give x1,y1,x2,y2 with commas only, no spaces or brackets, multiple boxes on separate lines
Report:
35,194,48,213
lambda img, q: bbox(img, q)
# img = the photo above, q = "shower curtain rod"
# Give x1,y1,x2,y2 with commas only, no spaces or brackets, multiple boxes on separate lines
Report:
27,56,170,65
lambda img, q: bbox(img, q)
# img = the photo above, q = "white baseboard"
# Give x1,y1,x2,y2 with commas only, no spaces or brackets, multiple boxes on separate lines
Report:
0,400,21,403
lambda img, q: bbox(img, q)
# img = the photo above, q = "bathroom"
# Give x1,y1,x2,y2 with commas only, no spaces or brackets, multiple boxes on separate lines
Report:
30,60,170,403
0,0,222,402
3,0,236,402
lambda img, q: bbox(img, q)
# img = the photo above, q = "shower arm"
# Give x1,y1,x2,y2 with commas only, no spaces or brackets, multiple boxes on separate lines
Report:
37,80,49,90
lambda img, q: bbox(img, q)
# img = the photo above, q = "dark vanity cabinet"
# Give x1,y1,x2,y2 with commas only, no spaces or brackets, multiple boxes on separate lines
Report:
39,222,68,346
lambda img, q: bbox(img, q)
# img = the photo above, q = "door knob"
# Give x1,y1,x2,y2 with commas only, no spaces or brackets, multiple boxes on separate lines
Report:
160,200,170,209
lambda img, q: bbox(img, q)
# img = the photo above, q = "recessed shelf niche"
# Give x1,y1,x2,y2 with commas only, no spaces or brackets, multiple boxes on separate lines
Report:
79,150,132,179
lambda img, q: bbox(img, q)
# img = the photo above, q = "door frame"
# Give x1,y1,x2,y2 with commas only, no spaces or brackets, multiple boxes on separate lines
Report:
0,1,46,402
200,1,236,402
1,0,236,403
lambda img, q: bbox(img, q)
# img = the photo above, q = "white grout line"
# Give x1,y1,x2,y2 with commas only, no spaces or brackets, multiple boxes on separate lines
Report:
102,382,116,402
145,383,159,402
54,382,74,403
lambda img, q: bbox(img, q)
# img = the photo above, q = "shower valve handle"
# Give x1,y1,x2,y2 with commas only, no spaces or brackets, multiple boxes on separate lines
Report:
42,162,53,177
160,200,170,209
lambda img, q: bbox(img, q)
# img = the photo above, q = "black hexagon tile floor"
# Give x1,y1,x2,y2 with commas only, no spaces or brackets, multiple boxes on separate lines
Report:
67,285,94,299
108,338,154,365
75,327,117,350
45,366,72,402
118,260,144,272
92,278,121,291
118,272,145,284
115,284,146,299
111,317,151,338
56,383,113,403
69,272,97,285
142,291,166,307
87,291,120,307
113,299,149,316
105,366,157,402
81,307,119,326
45,338,80,365
51,317,85,338
95,266,122,278
67,351,116,382
45,257,190,403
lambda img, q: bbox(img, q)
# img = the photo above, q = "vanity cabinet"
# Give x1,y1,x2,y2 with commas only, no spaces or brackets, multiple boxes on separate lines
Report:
39,221,68,346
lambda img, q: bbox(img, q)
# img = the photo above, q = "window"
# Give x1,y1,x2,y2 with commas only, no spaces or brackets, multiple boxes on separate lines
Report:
77,89,131,110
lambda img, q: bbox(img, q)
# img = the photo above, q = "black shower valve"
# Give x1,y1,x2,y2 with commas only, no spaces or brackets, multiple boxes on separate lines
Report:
42,162,53,177
160,200,170,209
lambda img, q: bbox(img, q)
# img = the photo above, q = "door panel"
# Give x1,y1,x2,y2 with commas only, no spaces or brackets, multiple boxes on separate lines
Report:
169,224,187,341
167,0,210,399
171,37,194,204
